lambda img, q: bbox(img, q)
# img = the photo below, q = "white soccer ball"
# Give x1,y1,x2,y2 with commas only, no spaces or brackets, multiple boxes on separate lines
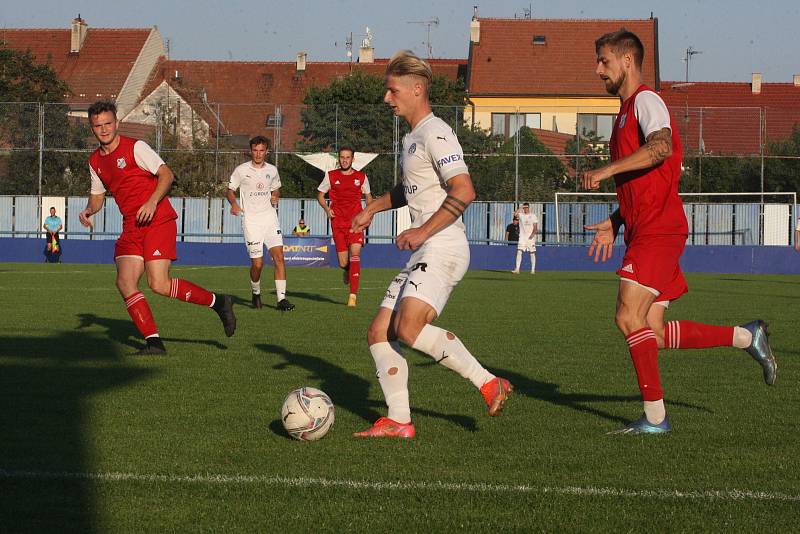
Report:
280,387,335,441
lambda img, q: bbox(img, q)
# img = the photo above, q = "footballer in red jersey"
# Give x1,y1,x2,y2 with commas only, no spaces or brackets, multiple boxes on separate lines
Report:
79,101,236,355
581,30,776,434
317,147,373,306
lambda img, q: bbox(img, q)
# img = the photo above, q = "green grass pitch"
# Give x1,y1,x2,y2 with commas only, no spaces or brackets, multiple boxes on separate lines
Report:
0,262,798,532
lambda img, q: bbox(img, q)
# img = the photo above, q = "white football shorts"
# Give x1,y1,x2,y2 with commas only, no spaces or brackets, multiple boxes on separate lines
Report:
380,244,470,316
517,239,536,252
242,212,283,258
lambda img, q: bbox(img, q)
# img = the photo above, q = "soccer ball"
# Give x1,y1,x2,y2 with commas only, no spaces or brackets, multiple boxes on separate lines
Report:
280,387,335,441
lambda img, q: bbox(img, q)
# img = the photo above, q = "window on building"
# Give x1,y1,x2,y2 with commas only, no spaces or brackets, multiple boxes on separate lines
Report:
491,112,542,138
577,114,616,142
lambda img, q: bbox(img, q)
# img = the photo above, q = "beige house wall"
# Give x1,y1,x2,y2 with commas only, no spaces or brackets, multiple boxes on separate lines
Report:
466,96,620,135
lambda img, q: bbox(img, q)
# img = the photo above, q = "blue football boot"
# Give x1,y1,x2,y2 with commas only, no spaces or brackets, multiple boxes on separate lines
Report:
608,414,671,435
739,320,777,385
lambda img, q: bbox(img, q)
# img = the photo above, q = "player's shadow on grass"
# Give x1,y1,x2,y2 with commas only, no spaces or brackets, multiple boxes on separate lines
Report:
0,330,155,532
485,366,711,424
415,361,710,425
287,291,341,305
76,313,227,351
257,343,477,433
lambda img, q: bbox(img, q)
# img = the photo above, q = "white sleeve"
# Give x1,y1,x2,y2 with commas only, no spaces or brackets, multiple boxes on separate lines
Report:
89,166,106,194
317,172,331,193
361,175,371,194
427,129,469,181
133,140,166,174
227,167,241,191
272,168,281,191
634,91,672,138
531,214,539,224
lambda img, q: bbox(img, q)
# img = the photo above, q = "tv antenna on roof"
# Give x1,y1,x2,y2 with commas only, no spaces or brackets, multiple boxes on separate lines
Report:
406,17,439,58
683,46,702,83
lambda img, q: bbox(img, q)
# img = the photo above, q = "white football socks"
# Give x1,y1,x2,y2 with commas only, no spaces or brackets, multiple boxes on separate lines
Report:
643,399,666,425
275,279,286,302
250,279,261,295
530,253,536,274
515,250,522,272
369,342,411,424
411,324,493,389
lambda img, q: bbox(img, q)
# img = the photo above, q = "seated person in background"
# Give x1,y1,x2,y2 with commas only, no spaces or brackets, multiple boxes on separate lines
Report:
292,218,311,237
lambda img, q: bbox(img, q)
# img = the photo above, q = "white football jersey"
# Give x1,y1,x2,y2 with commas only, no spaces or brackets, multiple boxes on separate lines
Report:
228,161,281,216
401,113,469,246
518,212,538,241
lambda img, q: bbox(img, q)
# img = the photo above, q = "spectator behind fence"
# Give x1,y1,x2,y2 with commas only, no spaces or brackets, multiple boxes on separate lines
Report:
43,206,63,263
292,218,311,237
505,215,519,245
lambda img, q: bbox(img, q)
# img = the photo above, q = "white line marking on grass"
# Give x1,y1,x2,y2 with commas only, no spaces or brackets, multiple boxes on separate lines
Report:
1,469,797,502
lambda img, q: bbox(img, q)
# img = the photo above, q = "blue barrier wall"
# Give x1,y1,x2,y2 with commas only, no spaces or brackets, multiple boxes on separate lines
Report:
2,237,799,275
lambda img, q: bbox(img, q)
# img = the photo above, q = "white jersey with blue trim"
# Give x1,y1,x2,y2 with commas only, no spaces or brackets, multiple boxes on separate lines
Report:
401,113,469,246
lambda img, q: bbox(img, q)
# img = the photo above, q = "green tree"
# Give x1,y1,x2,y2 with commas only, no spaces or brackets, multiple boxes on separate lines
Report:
564,129,612,194
764,124,800,193
0,43,90,195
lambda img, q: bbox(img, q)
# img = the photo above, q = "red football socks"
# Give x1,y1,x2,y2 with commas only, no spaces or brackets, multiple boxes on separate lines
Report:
349,255,361,294
124,291,158,338
169,278,214,306
626,328,663,401
665,321,734,349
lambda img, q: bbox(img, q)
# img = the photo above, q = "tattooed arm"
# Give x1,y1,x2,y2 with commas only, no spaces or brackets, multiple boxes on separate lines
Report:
581,128,673,190
395,173,475,251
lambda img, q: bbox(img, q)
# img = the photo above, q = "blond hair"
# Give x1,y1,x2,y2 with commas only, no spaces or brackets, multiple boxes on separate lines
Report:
385,50,432,92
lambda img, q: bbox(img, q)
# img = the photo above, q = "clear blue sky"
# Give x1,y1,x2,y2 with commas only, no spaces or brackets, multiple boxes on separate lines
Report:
2,0,798,83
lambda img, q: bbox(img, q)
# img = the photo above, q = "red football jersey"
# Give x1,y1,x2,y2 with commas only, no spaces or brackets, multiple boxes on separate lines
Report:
610,85,688,242
323,169,369,229
89,136,177,229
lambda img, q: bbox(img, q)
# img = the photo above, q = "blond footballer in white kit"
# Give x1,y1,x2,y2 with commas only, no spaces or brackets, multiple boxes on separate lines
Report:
350,50,513,439
512,202,538,274
226,136,294,311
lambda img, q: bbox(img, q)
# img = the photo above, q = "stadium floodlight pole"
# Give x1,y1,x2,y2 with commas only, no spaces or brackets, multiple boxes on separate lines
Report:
38,103,44,216
393,115,399,185
514,108,520,205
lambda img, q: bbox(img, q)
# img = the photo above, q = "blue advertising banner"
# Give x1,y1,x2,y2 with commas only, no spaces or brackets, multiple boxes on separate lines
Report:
277,237,331,267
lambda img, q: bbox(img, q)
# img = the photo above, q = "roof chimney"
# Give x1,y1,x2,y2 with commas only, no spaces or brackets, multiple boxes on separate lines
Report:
470,16,480,44
794,74,800,87
70,15,88,54
358,46,374,63
751,72,762,94
296,52,307,72
358,27,374,63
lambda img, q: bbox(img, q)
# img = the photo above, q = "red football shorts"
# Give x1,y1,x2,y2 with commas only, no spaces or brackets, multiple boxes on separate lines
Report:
332,226,364,253
617,234,688,303
115,219,178,262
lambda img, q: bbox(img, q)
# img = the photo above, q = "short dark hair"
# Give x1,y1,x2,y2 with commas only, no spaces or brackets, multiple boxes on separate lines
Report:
595,28,644,69
338,146,355,157
522,202,530,207
88,100,117,119
49,206,55,211
249,135,270,149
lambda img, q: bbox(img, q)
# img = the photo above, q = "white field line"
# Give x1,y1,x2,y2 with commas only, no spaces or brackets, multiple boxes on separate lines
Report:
0,469,797,502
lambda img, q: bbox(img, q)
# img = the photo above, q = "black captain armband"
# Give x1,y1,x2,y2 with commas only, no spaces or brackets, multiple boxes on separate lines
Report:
389,184,408,209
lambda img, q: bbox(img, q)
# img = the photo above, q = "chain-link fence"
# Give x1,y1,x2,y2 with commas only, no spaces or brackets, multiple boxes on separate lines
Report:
1,101,798,203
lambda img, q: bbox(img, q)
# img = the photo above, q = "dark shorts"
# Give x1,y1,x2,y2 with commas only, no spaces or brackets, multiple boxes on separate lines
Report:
115,219,178,262
617,234,688,303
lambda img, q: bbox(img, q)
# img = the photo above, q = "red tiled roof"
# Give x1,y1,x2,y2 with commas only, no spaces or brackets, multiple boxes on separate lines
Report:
137,58,466,148
468,18,658,96
661,81,800,155
0,27,151,103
